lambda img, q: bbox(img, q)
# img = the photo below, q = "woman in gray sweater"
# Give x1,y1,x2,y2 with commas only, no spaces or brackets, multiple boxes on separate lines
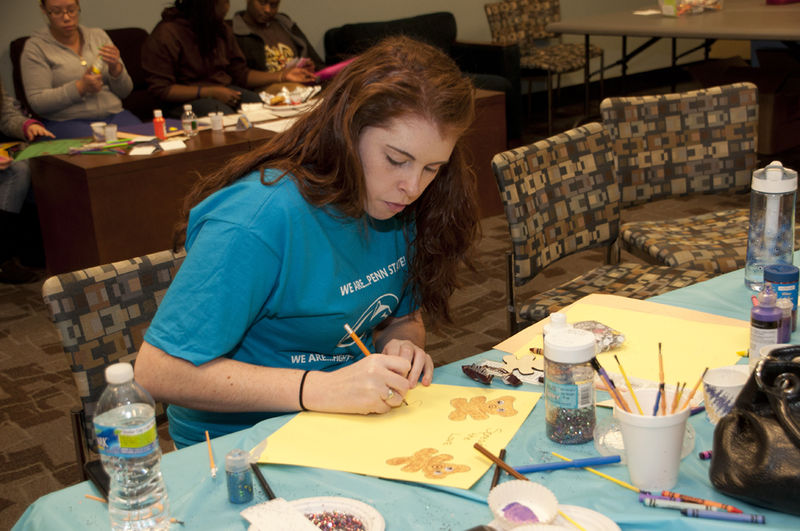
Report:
20,0,141,138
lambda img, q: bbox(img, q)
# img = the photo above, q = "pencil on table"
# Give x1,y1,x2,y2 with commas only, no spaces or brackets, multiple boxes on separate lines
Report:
658,343,666,416
680,367,708,411
344,323,408,406
473,443,527,481
205,430,217,478
613,355,643,415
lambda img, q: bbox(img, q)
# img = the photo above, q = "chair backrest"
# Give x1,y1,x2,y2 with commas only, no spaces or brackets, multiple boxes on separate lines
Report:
491,122,620,285
484,0,561,51
600,81,759,207
41,249,185,451
11,27,153,120
323,12,458,65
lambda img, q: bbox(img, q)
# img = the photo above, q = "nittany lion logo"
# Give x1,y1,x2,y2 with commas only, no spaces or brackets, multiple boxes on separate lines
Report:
337,294,398,348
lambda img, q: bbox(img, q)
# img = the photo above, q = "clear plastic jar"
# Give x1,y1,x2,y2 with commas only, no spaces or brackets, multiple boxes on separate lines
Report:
544,328,597,444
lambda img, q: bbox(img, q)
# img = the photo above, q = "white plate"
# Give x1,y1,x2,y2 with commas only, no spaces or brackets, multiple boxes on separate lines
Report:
265,99,319,117
291,496,384,531
490,505,620,531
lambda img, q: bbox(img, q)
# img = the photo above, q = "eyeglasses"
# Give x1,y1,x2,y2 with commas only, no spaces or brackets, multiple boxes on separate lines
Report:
46,6,81,17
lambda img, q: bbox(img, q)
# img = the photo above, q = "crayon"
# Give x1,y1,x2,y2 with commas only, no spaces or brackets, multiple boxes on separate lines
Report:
680,509,765,524
643,498,720,511
698,450,712,460
662,490,743,513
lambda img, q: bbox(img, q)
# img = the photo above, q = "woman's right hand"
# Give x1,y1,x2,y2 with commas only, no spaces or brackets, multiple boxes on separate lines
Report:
76,71,103,96
205,86,242,107
304,355,412,414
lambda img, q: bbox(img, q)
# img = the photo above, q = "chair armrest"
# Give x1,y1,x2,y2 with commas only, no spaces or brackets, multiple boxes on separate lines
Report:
451,40,521,82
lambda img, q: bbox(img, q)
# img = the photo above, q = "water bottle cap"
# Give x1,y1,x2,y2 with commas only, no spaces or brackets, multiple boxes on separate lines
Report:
544,328,596,363
105,362,134,385
225,448,251,472
153,109,163,118
183,104,192,111
764,264,799,282
751,161,797,193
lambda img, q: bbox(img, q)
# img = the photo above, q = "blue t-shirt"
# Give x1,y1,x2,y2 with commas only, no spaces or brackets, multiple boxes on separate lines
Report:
145,170,416,446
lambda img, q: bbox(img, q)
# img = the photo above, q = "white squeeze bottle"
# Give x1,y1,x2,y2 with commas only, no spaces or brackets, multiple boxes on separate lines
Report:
93,362,170,530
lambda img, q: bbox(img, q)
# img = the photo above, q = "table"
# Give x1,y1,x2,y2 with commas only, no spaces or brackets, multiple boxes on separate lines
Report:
13,261,800,529
30,128,273,275
31,90,505,275
548,0,800,116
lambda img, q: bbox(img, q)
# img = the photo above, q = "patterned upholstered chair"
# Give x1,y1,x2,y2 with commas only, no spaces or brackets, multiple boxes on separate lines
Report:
484,0,604,135
492,122,715,334
601,82,760,274
41,249,185,480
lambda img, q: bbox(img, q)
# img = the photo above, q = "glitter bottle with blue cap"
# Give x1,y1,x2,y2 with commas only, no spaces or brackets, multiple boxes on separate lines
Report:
226,449,254,504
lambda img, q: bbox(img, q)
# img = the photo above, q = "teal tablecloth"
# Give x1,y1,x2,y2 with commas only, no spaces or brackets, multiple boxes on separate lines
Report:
14,262,800,530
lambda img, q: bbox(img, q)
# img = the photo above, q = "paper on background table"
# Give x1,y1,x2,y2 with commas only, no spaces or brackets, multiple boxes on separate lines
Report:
256,383,540,489
495,294,746,385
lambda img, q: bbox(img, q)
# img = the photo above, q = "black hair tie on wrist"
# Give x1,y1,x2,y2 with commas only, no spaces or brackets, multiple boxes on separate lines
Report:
298,370,310,411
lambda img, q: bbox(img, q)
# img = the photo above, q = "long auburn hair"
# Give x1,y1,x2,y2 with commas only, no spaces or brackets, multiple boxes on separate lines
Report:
175,36,479,325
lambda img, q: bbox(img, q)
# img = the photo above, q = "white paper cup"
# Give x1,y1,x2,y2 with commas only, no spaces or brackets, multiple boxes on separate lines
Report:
752,343,793,371
103,123,118,142
210,112,224,131
702,365,750,424
90,121,106,141
615,388,689,492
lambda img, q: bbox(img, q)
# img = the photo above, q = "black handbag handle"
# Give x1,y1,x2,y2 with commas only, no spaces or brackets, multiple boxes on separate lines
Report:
755,357,800,448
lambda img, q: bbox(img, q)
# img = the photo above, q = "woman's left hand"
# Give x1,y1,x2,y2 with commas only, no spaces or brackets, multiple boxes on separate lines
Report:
381,338,434,388
283,65,317,84
25,123,55,141
98,44,123,77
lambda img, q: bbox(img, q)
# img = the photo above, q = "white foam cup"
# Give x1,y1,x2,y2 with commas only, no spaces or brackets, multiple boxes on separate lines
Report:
702,365,750,424
103,123,118,142
615,388,689,491
90,121,106,141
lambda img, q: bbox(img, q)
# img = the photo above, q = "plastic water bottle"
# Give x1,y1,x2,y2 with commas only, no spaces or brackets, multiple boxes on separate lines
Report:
744,161,798,291
181,104,198,137
93,362,170,530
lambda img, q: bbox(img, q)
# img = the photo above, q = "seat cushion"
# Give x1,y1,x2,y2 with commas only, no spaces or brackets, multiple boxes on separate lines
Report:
520,42,603,73
518,262,715,324
620,209,750,273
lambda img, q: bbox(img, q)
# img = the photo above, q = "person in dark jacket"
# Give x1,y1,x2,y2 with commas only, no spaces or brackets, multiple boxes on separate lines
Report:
231,0,322,75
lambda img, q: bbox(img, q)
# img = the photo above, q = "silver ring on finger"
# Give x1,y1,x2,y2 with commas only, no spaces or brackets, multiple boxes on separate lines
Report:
385,388,394,401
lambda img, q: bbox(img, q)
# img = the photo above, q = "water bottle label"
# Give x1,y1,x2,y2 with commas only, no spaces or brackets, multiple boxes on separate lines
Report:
95,417,158,458
546,380,593,409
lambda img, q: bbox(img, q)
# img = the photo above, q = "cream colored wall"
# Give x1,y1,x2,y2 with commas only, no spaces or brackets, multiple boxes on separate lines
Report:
1,0,718,100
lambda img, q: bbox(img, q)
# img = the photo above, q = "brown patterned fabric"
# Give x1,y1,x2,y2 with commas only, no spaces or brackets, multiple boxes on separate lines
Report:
600,82,759,207
492,122,715,328
484,0,603,73
601,82,759,273
41,249,185,453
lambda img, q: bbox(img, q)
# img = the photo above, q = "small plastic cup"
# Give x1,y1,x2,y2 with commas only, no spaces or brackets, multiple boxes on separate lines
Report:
615,388,690,492
90,121,106,141
702,365,750,424
210,112,224,131
104,123,118,142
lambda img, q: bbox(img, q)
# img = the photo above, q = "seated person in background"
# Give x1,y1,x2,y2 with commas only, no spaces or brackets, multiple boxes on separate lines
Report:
134,36,479,447
231,0,322,75
142,0,317,119
0,80,53,284
20,0,141,139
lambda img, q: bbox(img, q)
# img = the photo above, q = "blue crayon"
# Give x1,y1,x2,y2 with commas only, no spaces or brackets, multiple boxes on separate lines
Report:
514,455,620,474
680,509,766,524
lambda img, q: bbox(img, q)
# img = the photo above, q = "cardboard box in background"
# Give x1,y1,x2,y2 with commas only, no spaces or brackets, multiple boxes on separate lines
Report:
689,50,800,155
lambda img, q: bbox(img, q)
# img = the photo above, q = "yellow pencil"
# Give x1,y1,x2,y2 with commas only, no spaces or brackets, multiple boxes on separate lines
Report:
680,367,708,411
205,430,217,478
344,323,408,406
550,452,639,493
613,354,643,415
84,494,107,503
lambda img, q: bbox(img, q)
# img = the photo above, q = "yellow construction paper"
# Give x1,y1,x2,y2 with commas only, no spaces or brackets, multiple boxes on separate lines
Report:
256,384,540,489
495,294,747,385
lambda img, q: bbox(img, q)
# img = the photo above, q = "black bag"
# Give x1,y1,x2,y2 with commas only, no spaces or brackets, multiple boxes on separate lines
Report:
709,346,800,515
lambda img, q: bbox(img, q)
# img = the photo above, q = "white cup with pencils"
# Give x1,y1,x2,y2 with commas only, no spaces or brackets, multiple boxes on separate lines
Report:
615,388,690,491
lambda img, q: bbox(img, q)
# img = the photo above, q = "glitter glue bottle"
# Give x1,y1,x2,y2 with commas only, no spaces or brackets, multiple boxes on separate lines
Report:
764,264,799,331
225,449,253,504
544,327,597,444
749,285,782,371
776,297,793,343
